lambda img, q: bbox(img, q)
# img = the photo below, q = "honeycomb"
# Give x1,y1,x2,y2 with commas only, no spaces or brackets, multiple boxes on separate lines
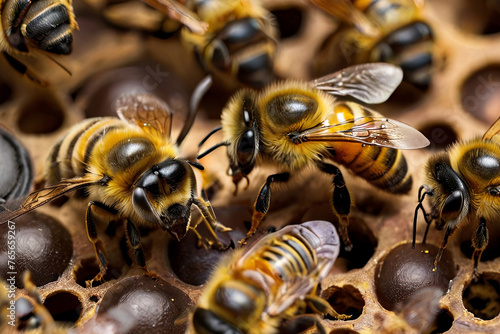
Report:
1,0,500,333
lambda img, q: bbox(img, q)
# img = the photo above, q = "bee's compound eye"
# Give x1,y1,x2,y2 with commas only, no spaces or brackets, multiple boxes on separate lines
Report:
132,187,158,224
236,130,256,167
192,308,242,334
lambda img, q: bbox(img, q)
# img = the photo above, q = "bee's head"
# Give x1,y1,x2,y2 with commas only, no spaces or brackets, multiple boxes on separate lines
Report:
222,90,260,193
132,159,194,241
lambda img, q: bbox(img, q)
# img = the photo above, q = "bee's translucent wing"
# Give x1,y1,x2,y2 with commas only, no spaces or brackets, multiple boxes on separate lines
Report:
0,177,97,225
295,116,430,149
142,0,208,34
116,94,173,138
309,0,378,36
483,117,500,141
311,63,404,104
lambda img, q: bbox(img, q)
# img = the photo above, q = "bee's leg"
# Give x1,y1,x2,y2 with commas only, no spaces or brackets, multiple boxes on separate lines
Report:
304,294,351,320
242,172,291,244
283,314,327,334
471,217,489,279
193,197,231,250
85,201,117,287
3,52,48,86
316,161,352,251
433,224,457,271
124,219,154,277
413,185,434,246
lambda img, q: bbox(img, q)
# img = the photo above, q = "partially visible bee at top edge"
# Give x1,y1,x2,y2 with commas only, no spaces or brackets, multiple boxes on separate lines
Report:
413,117,500,277
123,0,278,88
310,0,437,92
0,76,231,286
0,0,79,85
192,220,349,334
197,63,430,248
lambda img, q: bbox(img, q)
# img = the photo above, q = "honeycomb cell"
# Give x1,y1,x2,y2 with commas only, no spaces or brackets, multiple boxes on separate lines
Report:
463,272,500,320
17,98,65,134
374,243,456,311
97,276,192,334
418,122,458,151
0,82,13,104
0,127,33,201
271,7,304,40
72,257,121,288
73,64,188,119
338,217,378,271
43,291,82,323
429,309,454,334
168,206,249,286
460,66,500,125
0,211,73,288
323,285,365,320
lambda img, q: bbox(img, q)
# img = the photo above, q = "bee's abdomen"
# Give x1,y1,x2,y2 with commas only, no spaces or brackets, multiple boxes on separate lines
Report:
260,233,317,280
331,144,412,194
24,0,74,54
45,118,121,185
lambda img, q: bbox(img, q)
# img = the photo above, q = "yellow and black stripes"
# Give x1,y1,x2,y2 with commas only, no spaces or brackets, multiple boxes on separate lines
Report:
259,233,317,279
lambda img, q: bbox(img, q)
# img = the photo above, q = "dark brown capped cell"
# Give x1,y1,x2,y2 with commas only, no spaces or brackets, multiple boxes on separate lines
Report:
97,276,192,334
0,211,73,288
374,243,456,311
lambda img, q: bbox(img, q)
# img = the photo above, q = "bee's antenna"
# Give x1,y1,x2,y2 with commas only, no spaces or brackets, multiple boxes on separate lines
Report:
46,54,72,76
187,160,205,171
198,126,222,148
197,142,230,160
176,75,213,146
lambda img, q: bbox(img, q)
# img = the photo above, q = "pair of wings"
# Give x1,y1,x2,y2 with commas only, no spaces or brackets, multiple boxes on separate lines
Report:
0,77,213,225
305,63,430,150
310,0,425,36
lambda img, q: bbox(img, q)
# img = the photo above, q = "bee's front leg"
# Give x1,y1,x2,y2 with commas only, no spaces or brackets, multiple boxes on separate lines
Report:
242,172,290,244
124,219,155,278
471,217,489,279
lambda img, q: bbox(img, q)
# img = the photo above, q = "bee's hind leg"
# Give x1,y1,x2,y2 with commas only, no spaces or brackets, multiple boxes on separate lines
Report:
316,161,352,251
85,201,118,287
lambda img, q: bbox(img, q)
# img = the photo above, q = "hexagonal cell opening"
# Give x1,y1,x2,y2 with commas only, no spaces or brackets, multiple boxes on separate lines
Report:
0,82,13,104
428,309,454,334
17,97,65,134
43,291,82,324
72,257,121,288
460,65,500,125
338,217,378,271
330,330,360,334
323,285,365,320
270,7,304,40
418,122,458,151
463,272,500,320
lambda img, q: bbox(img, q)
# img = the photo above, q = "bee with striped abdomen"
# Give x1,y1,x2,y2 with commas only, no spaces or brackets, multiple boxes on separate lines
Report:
311,0,436,92
413,117,500,276
198,63,430,248
136,0,278,88
0,0,78,84
192,220,349,334
0,77,231,285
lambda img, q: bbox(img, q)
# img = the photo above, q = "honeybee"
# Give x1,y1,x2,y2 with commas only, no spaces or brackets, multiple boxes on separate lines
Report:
311,0,436,91
192,220,349,334
0,77,230,284
127,0,278,88
198,63,430,248
0,0,78,85
413,117,500,276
